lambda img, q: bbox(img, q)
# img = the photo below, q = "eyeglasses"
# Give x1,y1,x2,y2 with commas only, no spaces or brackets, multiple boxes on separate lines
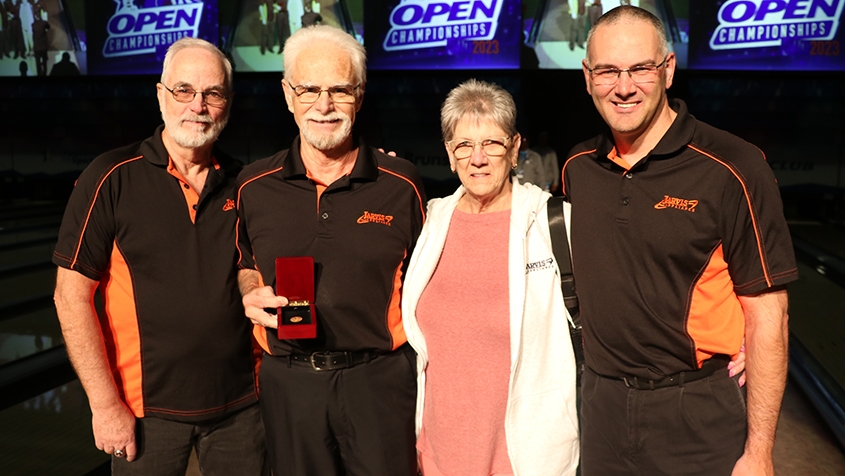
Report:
587,57,668,86
286,81,360,104
446,137,510,160
162,84,228,107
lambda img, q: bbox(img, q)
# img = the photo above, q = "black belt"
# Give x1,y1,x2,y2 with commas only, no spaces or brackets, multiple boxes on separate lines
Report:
288,350,378,371
619,355,730,390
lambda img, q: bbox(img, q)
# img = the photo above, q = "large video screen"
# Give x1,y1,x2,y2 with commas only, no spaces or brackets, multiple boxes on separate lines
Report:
365,0,522,70
526,0,845,71
526,0,659,69
227,0,358,73
85,0,219,76
3,0,842,77
0,0,82,77
689,0,845,70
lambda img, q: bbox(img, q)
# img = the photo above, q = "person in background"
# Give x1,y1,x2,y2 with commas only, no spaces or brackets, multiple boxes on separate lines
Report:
570,0,588,50
274,0,290,52
515,135,547,189
258,0,275,55
7,0,26,59
534,131,561,193
401,79,580,476
49,51,80,75
587,1,603,30
31,9,48,76
301,2,322,28
0,1,9,59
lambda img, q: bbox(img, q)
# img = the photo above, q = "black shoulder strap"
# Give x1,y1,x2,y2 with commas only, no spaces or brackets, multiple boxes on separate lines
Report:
547,197,584,374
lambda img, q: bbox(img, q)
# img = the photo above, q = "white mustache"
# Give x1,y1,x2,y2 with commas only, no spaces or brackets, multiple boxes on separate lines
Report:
304,111,344,122
181,114,213,124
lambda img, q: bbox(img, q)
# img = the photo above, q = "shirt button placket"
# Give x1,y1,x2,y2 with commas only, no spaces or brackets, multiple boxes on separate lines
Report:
317,195,332,237
616,170,634,224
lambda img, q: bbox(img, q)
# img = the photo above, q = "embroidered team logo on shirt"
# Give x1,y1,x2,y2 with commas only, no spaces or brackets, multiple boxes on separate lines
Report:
654,195,699,213
357,211,393,226
222,199,235,211
525,258,554,274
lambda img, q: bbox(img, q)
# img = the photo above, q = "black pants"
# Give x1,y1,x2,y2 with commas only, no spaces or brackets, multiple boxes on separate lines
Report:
260,345,417,476
112,404,266,476
580,366,747,475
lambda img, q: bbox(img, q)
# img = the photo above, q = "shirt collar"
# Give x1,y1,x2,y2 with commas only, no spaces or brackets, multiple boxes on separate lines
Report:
282,134,379,182
594,98,695,168
650,98,695,157
141,124,240,180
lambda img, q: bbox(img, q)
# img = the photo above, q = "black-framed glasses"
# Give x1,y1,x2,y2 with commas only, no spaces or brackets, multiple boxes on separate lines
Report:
587,56,668,86
446,137,511,160
286,81,360,104
161,84,228,107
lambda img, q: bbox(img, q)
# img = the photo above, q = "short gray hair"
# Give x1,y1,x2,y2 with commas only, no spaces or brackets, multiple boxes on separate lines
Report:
585,6,669,67
440,79,517,142
283,25,366,86
161,37,233,90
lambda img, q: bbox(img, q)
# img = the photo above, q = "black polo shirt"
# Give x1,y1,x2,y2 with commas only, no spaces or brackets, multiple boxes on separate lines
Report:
236,136,426,356
54,125,259,422
562,99,798,380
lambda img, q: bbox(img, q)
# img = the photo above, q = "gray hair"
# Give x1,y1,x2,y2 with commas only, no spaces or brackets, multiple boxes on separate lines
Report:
440,79,517,142
161,37,233,90
283,25,366,86
585,6,669,67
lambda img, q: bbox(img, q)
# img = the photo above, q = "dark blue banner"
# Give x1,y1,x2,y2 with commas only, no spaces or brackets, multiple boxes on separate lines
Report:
86,0,219,75
365,0,521,70
689,0,845,70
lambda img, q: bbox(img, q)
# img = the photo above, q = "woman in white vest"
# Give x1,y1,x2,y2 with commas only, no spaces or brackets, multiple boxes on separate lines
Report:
401,79,580,476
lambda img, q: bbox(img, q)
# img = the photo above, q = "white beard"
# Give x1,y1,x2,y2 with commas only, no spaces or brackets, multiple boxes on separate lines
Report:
162,111,228,149
300,110,352,150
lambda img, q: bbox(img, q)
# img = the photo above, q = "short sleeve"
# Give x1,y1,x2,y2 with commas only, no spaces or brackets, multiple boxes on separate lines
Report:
721,152,798,295
52,162,119,281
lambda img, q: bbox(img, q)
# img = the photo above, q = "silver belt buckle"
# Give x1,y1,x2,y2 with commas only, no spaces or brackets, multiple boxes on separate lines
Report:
310,352,328,371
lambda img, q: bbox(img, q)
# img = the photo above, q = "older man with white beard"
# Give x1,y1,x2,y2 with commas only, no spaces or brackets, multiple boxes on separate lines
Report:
53,37,265,475
235,25,426,476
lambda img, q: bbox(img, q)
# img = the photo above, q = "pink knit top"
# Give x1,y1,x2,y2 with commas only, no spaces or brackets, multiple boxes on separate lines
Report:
416,209,513,476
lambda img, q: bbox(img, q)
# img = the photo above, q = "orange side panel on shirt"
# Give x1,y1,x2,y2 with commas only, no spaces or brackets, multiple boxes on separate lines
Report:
100,241,145,417
251,333,264,396
252,271,272,355
253,324,271,355
687,244,745,366
387,252,408,350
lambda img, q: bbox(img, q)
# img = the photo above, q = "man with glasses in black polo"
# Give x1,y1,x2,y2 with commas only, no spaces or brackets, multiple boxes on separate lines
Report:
562,6,797,475
235,25,425,476
53,37,265,475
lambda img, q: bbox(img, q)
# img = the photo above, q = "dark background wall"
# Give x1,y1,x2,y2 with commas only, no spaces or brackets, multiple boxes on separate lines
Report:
2,69,844,219
2,0,843,219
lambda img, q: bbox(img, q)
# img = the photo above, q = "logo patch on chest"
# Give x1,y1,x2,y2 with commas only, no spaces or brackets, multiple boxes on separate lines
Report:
223,199,235,211
654,195,699,213
357,211,394,226
525,257,554,274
